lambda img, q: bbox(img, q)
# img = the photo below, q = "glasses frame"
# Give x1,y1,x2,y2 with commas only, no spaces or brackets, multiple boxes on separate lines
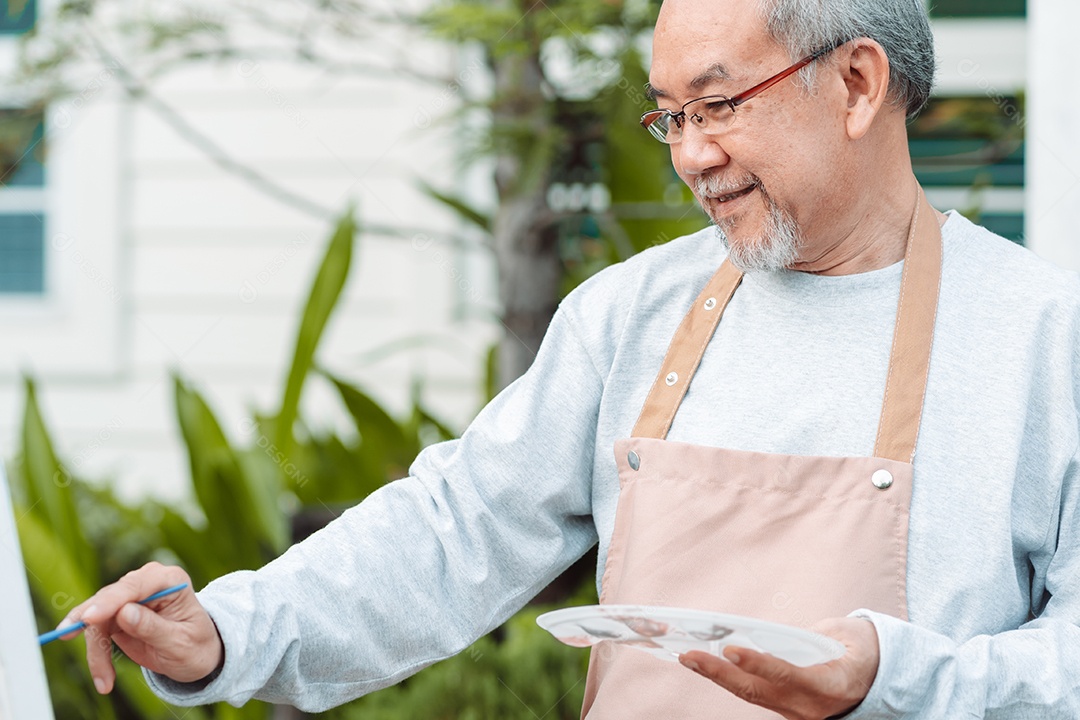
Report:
640,40,847,144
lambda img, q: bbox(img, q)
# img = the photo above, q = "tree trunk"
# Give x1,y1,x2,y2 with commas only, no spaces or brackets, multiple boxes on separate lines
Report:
487,24,593,605
492,192,561,390
489,32,561,392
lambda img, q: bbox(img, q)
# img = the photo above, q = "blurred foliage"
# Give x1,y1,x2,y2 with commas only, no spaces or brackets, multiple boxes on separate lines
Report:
910,94,1025,143
322,602,594,720
908,95,1026,236
12,378,214,720
559,51,705,292
11,208,597,719
0,107,45,183
416,0,706,299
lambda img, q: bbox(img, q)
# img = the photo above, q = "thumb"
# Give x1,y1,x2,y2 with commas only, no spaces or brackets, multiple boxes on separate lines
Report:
115,602,172,643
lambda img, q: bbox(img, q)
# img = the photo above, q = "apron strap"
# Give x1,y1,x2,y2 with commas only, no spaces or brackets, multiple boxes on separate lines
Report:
631,183,942,465
872,186,942,463
631,261,743,440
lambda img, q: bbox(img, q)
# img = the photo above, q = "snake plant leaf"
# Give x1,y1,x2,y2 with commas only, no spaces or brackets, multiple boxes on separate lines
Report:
322,371,416,485
174,375,287,566
276,429,367,508
150,502,224,590
417,179,492,234
275,208,357,456
20,376,98,580
14,506,94,626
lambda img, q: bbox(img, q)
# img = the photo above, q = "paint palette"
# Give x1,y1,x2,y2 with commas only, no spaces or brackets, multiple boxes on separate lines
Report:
536,605,845,667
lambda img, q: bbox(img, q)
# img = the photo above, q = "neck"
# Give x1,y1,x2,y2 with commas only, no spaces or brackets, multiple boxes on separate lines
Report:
790,125,941,276
790,178,919,276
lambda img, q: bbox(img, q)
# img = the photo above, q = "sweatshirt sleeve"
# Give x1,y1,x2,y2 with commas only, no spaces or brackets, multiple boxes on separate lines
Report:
841,273,1080,718
143,305,604,711
845,449,1080,718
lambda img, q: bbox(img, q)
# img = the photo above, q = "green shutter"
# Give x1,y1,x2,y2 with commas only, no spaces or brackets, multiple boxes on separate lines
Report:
909,96,1025,244
0,0,36,34
0,214,45,293
929,0,1025,18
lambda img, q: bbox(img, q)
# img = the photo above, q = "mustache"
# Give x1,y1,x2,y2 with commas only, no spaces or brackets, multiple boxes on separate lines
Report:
693,172,762,197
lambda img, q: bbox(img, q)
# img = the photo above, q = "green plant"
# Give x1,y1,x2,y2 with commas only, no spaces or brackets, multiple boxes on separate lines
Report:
12,207,598,719
328,605,594,720
13,377,213,720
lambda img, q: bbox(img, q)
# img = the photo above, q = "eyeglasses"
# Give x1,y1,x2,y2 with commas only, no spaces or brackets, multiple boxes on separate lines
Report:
640,41,845,144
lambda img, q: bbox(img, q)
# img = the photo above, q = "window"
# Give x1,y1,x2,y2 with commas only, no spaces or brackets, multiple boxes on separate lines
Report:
0,216,44,292
0,109,46,294
929,0,1025,18
0,9,124,378
910,96,1025,243
0,0,36,34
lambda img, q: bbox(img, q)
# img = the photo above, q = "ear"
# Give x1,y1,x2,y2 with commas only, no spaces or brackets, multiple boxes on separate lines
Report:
839,39,892,140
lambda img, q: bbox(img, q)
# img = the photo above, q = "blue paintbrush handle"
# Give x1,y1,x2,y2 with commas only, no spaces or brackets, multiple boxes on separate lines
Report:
38,583,189,646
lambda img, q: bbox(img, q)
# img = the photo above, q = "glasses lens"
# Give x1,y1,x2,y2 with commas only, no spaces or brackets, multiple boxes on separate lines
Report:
641,111,674,143
685,97,734,133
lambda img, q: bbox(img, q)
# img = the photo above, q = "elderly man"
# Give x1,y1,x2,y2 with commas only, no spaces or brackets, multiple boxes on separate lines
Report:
64,0,1080,717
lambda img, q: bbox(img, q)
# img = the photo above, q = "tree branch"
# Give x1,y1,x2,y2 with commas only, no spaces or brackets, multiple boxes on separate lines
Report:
88,30,338,221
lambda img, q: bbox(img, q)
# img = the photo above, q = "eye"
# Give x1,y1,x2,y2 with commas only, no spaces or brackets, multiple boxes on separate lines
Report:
687,98,732,126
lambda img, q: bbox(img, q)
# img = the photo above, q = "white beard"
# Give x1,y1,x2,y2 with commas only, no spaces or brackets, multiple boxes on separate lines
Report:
694,174,803,273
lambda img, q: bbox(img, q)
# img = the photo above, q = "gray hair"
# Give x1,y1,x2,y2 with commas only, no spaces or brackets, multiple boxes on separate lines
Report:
758,0,936,118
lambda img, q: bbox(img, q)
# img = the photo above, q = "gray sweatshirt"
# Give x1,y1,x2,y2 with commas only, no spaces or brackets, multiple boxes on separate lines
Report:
147,211,1080,717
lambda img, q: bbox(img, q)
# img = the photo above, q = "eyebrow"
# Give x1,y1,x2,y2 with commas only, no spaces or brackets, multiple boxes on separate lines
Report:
646,62,734,103
689,62,734,90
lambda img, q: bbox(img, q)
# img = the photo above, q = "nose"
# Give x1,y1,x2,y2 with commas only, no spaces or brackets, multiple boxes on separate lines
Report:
672,125,731,179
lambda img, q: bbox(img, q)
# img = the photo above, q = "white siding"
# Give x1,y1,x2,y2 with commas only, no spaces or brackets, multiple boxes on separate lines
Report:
1027,0,1080,270
0,21,499,502
932,18,1026,95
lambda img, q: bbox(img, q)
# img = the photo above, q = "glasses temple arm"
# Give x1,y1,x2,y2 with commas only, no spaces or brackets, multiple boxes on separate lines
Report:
729,39,847,109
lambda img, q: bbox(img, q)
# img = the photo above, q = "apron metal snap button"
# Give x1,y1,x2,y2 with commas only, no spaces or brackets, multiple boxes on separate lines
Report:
665,372,678,386
871,469,894,490
704,297,717,311
627,451,641,471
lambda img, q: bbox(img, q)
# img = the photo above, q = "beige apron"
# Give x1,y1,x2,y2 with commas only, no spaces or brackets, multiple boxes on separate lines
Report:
581,188,943,719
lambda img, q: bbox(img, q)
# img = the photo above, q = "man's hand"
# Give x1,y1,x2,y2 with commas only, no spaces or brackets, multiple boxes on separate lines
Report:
678,617,879,720
57,562,224,694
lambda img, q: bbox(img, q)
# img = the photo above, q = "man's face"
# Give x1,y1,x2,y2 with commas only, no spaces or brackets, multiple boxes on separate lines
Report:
649,0,850,271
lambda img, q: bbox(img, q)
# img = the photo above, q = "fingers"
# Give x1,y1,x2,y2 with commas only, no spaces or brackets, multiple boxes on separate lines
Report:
110,602,224,683
84,621,118,694
81,562,190,627
63,562,192,694
721,647,797,685
680,643,866,719
53,617,87,642
678,619,880,718
678,651,773,708
55,598,96,640
680,647,790,678
673,647,786,686
114,602,173,646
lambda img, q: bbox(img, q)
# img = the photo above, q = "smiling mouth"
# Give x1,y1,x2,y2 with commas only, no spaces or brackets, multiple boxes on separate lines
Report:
709,183,758,203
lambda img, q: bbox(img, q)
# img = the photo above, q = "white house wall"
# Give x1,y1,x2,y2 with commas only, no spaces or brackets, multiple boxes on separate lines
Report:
1027,0,1080,270
0,30,499,503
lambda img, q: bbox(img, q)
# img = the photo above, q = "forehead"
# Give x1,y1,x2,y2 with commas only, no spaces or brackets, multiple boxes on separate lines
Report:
650,0,779,96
